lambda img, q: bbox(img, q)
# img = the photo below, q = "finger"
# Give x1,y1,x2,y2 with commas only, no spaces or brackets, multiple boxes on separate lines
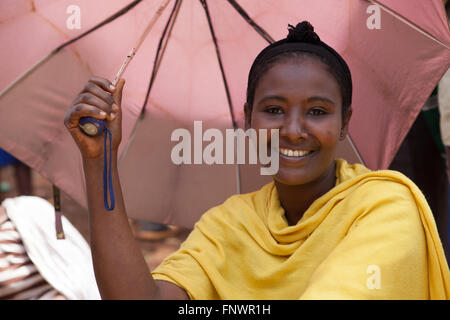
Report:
73,92,113,116
64,103,107,130
112,78,126,106
87,76,116,94
81,81,115,106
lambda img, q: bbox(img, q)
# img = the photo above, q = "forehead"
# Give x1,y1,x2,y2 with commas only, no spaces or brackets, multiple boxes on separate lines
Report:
254,56,342,104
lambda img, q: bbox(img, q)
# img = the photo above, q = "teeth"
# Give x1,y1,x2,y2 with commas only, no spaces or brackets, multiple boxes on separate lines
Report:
279,148,312,157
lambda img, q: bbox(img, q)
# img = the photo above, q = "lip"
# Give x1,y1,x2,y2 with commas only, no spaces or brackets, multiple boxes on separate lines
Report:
278,149,317,164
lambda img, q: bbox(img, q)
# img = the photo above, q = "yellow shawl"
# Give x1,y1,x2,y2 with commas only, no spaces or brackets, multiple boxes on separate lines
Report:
152,159,449,299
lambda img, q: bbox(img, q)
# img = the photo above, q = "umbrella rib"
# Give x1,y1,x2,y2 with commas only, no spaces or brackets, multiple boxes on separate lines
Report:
118,0,183,164
199,0,241,194
199,0,237,129
226,0,275,44
140,0,183,117
368,0,450,50
0,0,143,99
53,0,144,55
346,135,365,166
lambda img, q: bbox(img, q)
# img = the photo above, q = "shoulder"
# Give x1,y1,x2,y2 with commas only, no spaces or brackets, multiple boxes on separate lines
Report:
353,169,422,203
336,159,421,207
334,166,430,235
344,169,428,237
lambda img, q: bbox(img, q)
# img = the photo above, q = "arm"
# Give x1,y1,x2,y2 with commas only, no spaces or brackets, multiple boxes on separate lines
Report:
65,77,188,300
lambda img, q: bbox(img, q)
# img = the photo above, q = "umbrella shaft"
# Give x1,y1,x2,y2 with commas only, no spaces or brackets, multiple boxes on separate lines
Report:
112,47,136,86
112,0,171,86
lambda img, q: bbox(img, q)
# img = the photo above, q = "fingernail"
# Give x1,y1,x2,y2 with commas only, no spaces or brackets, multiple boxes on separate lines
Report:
109,84,115,91
112,103,119,111
100,111,107,116
110,113,116,120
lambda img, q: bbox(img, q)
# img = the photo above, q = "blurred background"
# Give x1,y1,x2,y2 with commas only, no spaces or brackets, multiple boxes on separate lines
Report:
0,164,191,272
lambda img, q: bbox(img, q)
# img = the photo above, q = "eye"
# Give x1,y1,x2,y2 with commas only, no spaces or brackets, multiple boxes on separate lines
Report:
309,108,326,116
265,106,283,114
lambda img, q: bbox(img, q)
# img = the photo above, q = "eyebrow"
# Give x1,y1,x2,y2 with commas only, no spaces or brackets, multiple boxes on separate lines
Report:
256,95,288,105
257,95,336,106
307,96,336,106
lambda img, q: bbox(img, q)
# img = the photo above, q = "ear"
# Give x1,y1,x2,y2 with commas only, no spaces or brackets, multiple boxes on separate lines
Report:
339,107,352,140
244,103,252,130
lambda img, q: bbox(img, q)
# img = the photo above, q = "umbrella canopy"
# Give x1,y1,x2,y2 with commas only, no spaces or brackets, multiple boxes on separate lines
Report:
0,0,449,228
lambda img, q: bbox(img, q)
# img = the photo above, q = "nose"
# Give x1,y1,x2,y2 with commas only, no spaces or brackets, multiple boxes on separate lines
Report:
280,110,308,143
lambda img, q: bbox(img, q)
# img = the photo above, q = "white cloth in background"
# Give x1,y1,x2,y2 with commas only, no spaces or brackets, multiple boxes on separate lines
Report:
1,196,100,300
0,215,66,300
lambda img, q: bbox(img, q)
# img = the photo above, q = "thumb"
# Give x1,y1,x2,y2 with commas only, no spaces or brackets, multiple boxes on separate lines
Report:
112,78,126,106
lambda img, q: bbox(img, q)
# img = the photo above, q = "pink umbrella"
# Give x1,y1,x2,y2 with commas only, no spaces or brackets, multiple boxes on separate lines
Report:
0,0,449,229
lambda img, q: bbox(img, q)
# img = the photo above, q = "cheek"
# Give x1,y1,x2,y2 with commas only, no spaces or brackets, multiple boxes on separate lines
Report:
251,115,280,143
325,130,338,142
311,121,341,147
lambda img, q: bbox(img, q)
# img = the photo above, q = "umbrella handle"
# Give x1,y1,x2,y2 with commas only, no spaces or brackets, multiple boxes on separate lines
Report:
79,117,106,136
77,45,134,137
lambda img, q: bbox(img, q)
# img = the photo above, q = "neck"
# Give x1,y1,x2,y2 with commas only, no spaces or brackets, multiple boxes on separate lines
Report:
274,161,336,226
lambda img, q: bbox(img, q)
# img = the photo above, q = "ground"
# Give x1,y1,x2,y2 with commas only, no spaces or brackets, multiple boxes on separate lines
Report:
0,165,190,272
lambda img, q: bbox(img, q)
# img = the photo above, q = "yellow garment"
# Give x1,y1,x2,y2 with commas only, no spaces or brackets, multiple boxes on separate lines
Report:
152,159,449,299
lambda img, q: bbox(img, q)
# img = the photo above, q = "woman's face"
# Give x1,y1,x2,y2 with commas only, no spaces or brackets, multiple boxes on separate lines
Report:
245,56,351,186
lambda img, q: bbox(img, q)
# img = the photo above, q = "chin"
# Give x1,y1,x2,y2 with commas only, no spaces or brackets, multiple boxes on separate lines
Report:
272,169,318,186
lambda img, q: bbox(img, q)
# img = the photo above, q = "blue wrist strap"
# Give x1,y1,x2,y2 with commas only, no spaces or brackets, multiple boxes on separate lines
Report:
103,127,115,211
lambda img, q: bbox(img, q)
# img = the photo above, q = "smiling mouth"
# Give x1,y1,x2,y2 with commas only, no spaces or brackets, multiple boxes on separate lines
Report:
278,147,315,159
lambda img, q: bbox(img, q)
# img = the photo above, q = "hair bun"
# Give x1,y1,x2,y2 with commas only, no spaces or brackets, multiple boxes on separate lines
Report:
287,21,321,44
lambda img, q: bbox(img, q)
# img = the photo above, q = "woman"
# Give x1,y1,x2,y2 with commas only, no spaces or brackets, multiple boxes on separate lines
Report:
64,22,449,299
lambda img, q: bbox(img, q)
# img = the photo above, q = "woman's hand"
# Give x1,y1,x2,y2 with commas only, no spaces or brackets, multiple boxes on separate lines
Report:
63,76,190,300
64,76,125,160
